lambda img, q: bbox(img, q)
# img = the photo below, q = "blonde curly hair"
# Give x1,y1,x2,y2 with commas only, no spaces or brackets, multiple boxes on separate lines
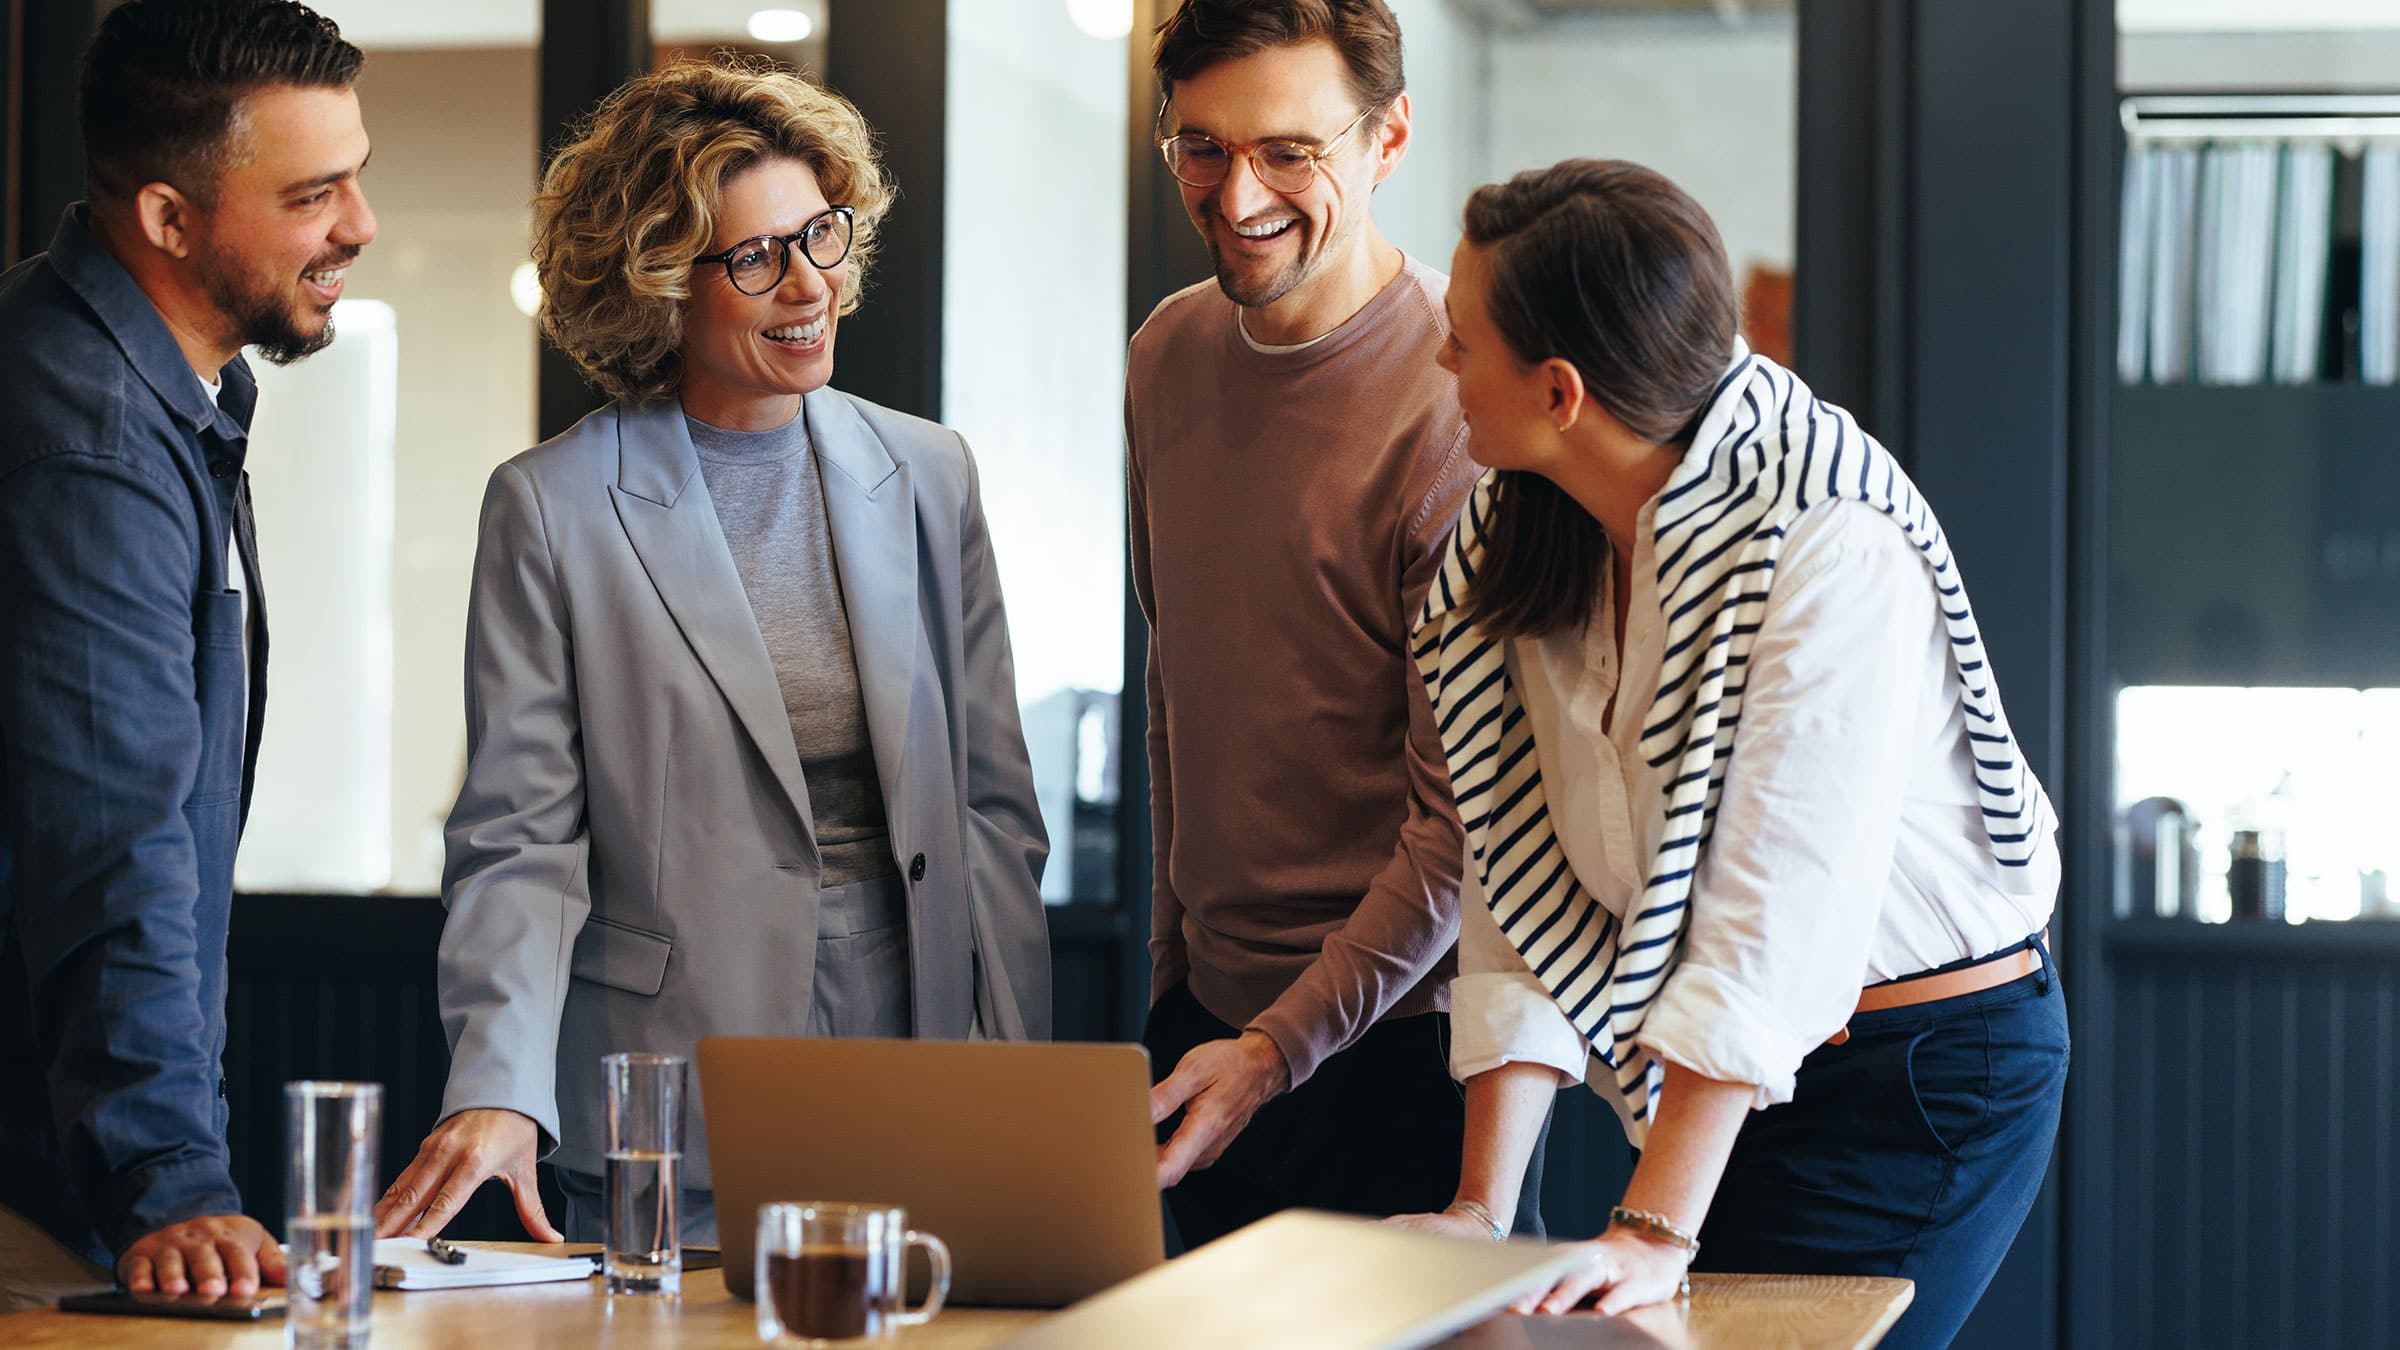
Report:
533,55,893,405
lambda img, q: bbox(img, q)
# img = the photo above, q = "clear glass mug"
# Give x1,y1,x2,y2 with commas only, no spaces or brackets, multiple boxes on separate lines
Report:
755,1202,951,1346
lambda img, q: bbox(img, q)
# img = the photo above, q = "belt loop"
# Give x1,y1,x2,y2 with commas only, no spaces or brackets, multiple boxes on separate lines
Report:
2029,929,2054,995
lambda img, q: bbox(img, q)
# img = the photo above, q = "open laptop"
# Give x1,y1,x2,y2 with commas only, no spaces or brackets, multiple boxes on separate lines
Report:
697,1037,1166,1307
994,1210,1592,1350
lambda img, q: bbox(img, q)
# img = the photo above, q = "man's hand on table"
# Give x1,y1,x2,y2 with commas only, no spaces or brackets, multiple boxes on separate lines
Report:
374,1108,561,1242
119,1214,286,1297
1150,1029,1290,1188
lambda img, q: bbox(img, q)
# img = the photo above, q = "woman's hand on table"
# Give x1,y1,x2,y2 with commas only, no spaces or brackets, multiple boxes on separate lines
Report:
1513,1227,1694,1317
1383,1207,1506,1242
373,1107,561,1242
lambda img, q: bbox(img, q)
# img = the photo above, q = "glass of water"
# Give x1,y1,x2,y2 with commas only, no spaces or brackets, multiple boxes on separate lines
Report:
285,1081,380,1350
602,1052,686,1296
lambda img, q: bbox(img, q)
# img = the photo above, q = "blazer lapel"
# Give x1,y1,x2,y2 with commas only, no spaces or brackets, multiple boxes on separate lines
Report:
608,400,819,856
805,388,918,854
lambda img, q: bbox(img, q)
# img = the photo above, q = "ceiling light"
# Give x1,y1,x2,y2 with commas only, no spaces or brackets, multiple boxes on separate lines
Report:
748,8,815,43
509,262,542,319
1066,0,1133,41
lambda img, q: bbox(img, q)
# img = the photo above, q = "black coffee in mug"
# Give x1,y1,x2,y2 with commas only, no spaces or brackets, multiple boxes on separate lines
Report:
766,1246,886,1340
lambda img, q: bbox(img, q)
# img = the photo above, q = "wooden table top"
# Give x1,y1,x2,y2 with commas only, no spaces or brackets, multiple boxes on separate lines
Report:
0,1248,1910,1350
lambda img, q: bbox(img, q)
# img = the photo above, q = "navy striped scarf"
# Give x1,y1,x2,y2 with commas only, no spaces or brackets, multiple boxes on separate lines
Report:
1413,345,2056,1140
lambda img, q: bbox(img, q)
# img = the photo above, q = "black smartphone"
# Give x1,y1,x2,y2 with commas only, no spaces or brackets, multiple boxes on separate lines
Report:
55,1288,286,1321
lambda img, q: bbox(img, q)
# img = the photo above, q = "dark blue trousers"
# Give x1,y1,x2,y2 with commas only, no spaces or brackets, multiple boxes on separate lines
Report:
1692,948,2069,1349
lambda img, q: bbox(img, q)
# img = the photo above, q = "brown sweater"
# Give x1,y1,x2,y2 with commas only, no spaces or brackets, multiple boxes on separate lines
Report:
1126,257,1478,1088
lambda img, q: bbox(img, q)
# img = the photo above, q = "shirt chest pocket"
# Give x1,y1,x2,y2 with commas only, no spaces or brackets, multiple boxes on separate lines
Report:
190,590,246,807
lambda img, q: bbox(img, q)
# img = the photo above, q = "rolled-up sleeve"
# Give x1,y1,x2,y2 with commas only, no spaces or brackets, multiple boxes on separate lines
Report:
0,445,242,1254
1638,506,1934,1107
1449,868,1590,1087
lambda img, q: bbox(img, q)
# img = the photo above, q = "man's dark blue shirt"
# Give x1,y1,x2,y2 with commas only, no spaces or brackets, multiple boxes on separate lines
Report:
0,206,269,1264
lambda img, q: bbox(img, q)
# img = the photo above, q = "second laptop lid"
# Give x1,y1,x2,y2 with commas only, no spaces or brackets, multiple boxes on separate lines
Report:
995,1209,1589,1350
698,1036,1166,1308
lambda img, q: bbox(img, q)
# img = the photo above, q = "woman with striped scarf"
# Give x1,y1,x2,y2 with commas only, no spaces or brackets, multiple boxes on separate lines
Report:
1389,161,2068,1348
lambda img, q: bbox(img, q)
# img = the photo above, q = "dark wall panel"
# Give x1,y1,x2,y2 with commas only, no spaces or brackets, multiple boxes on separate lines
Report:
2107,945,2399,1350
224,895,528,1240
226,895,1137,1238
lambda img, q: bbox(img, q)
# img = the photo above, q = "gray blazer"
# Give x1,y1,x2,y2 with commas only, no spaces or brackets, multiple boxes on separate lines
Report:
434,388,1051,1186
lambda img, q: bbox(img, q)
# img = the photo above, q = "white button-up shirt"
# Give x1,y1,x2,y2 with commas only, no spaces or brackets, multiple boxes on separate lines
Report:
1449,498,2059,1109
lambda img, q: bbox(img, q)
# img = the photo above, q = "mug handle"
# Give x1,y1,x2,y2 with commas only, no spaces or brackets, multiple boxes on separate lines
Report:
895,1230,950,1327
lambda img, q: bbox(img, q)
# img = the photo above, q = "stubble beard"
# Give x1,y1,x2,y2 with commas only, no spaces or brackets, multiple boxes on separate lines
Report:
1209,228,1309,310
200,247,352,367
1206,204,1367,314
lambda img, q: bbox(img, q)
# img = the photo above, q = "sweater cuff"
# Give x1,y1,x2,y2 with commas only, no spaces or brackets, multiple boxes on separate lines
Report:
1637,964,1810,1109
1244,1004,1327,1092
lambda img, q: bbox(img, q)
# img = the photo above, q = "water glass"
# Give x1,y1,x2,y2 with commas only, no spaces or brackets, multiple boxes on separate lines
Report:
285,1082,381,1350
602,1052,686,1295
755,1202,950,1346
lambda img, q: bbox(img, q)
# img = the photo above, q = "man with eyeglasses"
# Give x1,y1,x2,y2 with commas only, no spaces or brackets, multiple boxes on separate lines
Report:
1129,0,1537,1250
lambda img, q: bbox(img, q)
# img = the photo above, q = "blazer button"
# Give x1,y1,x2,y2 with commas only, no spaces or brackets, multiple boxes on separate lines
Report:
909,853,927,883
208,458,236,479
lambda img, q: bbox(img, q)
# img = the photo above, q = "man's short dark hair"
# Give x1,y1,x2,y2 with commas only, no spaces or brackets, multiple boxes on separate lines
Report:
1153,0,1405,115
80,0,363,210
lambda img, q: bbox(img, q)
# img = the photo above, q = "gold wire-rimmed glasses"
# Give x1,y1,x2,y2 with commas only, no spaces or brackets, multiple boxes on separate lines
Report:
692,205,855,296
1155,103,1381,194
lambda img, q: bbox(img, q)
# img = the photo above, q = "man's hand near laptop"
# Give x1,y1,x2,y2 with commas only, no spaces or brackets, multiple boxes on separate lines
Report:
1150,1029,1291,1188
373,1108,562,1241
119,1215,288,1298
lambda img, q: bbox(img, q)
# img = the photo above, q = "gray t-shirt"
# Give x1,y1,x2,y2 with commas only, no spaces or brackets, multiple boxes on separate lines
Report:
688,410,895,885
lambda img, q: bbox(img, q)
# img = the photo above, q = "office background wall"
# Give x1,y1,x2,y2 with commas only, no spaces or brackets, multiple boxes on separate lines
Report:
1480,15,1796,288
37,7,2397,1345
237,48,542,896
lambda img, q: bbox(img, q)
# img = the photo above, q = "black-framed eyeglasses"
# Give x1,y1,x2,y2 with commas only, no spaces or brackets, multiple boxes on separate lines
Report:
1155,103,1380,194
692,206,855,295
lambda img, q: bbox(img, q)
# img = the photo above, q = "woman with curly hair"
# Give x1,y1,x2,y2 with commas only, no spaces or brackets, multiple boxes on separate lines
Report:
371,57,1052,1245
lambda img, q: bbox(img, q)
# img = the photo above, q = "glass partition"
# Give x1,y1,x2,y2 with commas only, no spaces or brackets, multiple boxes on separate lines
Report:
236,11,541,894
944,0,1131,902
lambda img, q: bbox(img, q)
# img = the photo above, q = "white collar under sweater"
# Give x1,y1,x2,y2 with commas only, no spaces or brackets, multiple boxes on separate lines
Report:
1413,341,2058,1141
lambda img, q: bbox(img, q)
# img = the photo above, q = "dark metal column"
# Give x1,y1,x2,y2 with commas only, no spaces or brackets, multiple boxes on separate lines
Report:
1796,4,2092,1346
7,0,106,268
1792,0,1911,437
824,0,946,422
1117,0,1213,1042
2060,0,2119,1344
536,0,649,440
